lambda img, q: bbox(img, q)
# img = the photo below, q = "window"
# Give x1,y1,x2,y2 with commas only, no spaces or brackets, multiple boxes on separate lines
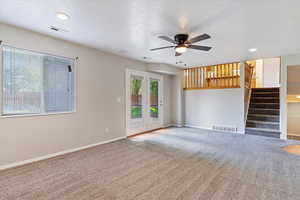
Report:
2,46,75,116
130,75,143,119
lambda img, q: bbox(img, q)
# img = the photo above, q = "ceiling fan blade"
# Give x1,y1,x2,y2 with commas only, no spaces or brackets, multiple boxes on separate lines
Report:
150,46,175,51
175,52,182,56
158,36,177,44
188,34,211,44
188,45,212,51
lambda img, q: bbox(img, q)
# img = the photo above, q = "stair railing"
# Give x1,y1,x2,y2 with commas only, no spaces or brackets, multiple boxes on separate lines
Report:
244,63,254,123
183,62,241,90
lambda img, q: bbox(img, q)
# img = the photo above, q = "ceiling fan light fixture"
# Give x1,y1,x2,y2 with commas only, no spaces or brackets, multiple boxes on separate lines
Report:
56,12,70,20
175,45,187,54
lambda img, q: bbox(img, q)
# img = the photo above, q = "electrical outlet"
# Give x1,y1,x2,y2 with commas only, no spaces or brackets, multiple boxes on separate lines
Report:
117,97,121,103
105,128,110,133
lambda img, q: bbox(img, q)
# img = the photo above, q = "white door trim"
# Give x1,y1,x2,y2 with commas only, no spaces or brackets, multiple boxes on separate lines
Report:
126,69,164,136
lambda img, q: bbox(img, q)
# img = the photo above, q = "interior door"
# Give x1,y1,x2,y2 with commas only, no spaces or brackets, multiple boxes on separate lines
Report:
126,70,163,136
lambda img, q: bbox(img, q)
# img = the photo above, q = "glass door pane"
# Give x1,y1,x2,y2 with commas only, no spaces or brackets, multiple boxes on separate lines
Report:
130,75,143,119
150,78,159,118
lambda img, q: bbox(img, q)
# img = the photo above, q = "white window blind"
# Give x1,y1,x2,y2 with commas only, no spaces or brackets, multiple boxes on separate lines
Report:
2,46,75,116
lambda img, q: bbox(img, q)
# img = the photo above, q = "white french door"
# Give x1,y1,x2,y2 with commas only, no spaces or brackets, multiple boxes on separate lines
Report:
126,69,163,136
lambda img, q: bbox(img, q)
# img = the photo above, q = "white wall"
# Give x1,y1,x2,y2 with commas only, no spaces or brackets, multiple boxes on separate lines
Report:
255,59,264,88
263,57,280,88
147,63,180,75
254,58,280,88
287,103,300,136
163,75,173,126
183,63,245,133
184,89,245,133
281,53,300,139
287,65,300,94
0,23,173,167
286,65,300,136
171,71,185,127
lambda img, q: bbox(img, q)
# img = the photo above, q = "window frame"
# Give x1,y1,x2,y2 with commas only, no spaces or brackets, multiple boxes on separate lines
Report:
1,45,77,118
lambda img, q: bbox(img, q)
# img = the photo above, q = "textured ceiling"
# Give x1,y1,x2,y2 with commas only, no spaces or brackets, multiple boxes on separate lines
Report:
1,0,300,68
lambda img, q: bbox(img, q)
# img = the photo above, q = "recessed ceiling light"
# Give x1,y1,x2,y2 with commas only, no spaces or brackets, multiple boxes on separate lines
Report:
56,12,70,20
248,48,257,52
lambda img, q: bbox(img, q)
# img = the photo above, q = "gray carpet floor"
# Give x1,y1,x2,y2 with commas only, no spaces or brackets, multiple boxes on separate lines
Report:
1,127,300,200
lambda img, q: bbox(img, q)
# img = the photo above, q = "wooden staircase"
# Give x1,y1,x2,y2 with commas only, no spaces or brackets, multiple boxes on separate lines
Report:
246,88,281,138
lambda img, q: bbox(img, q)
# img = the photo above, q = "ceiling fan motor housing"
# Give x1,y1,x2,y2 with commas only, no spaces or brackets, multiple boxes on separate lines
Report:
174,34,189,44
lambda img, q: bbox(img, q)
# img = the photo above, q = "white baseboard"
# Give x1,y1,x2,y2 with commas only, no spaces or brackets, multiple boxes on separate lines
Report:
280,134,287,140
163,124,174,128
184,124,211,130
0,136,126,171
169,124,184,128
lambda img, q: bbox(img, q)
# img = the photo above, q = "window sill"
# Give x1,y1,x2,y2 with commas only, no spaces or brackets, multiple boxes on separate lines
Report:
1,111,76,119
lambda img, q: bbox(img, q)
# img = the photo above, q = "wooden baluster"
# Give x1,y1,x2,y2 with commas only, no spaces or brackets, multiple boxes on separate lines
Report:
191,68,194,88
216,65,219,88
217,65,222,87
230,63,233,87
206,67,210,88
238,63,240,87
193,68,197,88
231,63,234,87
220,65,223,87
195,68,197,88
235,63,239,87
194,68,197,88
195,68,198,88
225,64,227,87
199,67,202,88
200,67,203,88
191,68,193,88
190,68,193,88
197,68,199,88
212,66,215,88
185,69,187,89
190,68,192,89
219,65,223,88
186,69,189,89
207,66,210,88
184,70,186,89
221,65,225,88
205,67,208,88
218,65,221,87
199,67,201,88
225,64,229,87
196,67,200,88
187,69,189,89
234,63,237,87
245,64,248,88
216,65,218,88
215,65,217,88
187,69,190,89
